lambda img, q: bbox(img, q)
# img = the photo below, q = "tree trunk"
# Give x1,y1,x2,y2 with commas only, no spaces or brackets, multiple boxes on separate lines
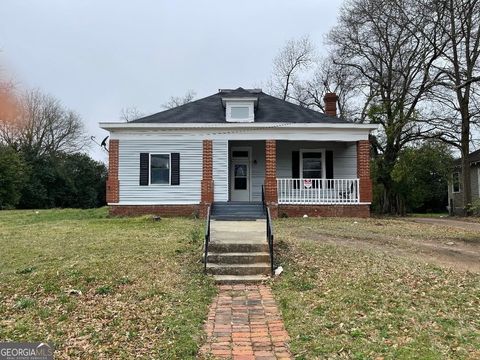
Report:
461,143,471,214
460,101,471,213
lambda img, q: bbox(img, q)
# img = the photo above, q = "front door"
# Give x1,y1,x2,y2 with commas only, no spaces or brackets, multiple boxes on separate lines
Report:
230,148,251,201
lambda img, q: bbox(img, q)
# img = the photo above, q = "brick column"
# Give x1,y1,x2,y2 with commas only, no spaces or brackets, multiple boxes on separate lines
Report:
106,139,119,204
200,140,214,218
357,140,372,203
264,140,278,218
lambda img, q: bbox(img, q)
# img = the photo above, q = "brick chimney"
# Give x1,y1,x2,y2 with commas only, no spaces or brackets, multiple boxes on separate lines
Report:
324,93,338,117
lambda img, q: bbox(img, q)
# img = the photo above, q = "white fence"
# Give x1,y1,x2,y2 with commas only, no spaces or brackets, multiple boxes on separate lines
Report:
277,178,360,204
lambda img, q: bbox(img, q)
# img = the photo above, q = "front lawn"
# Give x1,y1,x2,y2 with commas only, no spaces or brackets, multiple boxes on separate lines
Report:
273,218,480,359
0,208,215,359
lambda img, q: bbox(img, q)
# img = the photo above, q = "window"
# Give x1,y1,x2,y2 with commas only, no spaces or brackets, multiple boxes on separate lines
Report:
478,168,480,196
301,151,324,179
232,150,249,158
452,172,460,193
231,107,250,119
225,101,254,122
234,164,248,190
150,154,170,184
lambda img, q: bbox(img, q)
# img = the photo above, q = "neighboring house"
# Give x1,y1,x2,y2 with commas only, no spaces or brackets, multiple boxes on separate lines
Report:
448,149,480,215
99,88,377,218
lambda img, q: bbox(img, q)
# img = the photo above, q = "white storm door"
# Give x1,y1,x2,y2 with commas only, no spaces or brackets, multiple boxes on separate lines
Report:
230,149,251,201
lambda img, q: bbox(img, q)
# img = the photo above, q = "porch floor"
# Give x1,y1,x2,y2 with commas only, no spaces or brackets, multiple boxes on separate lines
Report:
211,202,265,221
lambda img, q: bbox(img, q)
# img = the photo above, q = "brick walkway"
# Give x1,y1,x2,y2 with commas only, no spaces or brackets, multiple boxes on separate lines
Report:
200,284,292,360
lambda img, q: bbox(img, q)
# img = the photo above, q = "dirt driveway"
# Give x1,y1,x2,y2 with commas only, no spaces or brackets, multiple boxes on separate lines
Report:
282,217,480,273
390,217,479,272
411,217,480,232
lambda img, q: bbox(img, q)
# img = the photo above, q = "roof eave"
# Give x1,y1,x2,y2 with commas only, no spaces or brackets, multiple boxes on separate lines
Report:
99,122,379,131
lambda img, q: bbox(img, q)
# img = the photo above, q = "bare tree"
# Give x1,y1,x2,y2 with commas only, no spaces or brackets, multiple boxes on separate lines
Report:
269,36,315,101
290,57,364,121
120,106,144,122
1,89,88,155
162,89,196,109
421,0,480,212
328,0,445,214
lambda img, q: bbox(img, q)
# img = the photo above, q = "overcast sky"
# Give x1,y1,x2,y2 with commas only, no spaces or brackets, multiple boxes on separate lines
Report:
0,0,343,161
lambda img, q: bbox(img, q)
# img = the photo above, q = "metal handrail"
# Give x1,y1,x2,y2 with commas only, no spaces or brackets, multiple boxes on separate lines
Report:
261,185,266,214
203,206,211,273
266,207,274,275
263,184,275,275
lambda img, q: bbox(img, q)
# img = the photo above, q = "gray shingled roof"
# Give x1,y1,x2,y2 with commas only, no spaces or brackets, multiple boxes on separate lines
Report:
131,88,348,124
453,148,480,166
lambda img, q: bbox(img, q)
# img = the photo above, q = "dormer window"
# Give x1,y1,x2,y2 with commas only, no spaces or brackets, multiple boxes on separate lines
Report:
230,106,250,119
225,101,255,122
223,99,256,122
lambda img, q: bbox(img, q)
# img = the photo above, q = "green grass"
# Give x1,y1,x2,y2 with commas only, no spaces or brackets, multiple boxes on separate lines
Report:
0,208,216,359
272,218,480,359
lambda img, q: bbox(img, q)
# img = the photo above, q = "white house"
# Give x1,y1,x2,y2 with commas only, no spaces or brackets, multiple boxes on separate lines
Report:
99,88,377,218
448,149,480,215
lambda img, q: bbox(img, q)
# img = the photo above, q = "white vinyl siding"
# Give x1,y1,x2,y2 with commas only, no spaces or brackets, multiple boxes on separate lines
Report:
116,138,358,205
213,140,229,202
118,139,202,204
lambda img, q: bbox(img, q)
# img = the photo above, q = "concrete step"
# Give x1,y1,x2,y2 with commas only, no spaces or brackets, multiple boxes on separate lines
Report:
212,215,265,221
207,252,270,264
214,201,263,205
212,209,264,214
212,209,265,214
213,274,270,284
208,242,269,253
206,263,271,276
213,202,262,208
211,202,265,220
213,204,263,209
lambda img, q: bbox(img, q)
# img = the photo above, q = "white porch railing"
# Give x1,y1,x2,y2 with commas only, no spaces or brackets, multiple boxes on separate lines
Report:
277,178,360,204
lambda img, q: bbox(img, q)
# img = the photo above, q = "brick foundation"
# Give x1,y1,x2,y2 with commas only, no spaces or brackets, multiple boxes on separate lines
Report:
106,139,119,203
109,204,199,217
278,204,370,218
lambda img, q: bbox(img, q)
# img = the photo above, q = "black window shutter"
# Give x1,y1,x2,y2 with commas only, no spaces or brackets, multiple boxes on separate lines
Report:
326,151,334,178
171,153,180,185
326,150,334,188
139,153,149,186
292,151,300,189
292,151,300,177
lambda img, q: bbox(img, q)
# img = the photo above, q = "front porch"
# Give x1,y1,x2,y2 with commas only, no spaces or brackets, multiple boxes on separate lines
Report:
227,140,363,205
201,139,372,218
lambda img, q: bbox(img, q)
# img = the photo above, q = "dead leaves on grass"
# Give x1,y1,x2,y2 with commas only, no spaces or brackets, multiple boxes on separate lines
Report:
0,212,215,359
272,223,480,359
